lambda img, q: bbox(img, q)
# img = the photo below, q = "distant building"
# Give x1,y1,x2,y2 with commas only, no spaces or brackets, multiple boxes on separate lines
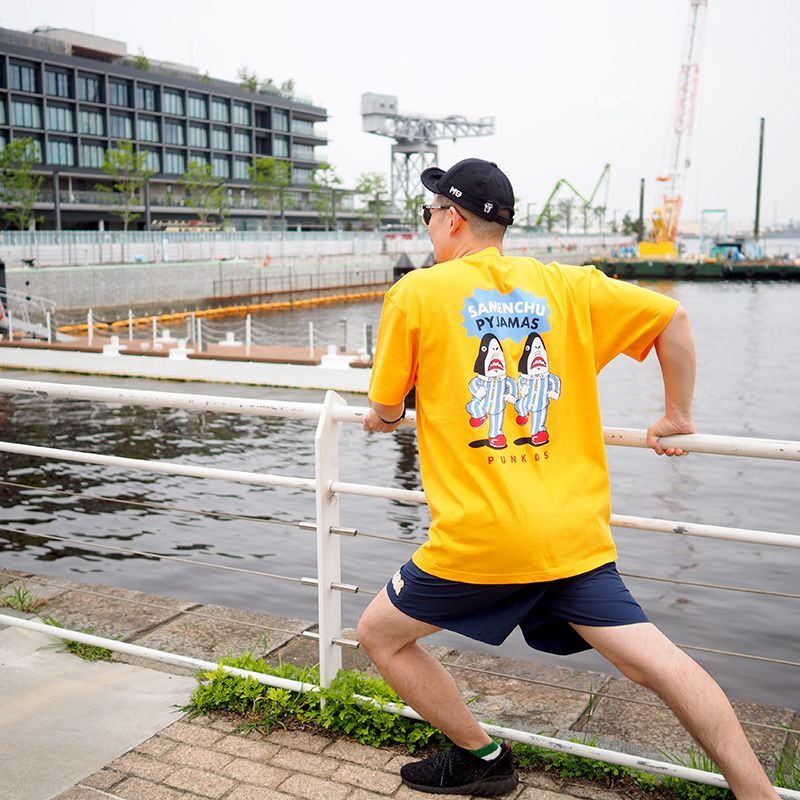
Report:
0,26,360,230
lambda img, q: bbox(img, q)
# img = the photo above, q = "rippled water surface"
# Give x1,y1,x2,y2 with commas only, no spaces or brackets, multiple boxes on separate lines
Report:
1,280,798,708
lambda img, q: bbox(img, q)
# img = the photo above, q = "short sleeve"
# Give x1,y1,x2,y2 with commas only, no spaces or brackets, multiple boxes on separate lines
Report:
368,291,418,404
588,267,679,371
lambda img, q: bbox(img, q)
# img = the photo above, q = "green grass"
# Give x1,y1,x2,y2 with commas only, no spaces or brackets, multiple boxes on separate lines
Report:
39,616,118,661
0,582,47,613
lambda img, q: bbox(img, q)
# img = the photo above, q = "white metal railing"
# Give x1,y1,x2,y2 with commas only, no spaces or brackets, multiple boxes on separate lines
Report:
0,377,798,798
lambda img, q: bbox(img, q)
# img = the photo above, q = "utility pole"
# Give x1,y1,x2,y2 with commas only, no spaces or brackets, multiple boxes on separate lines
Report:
754,117,765,238
638,178,646,242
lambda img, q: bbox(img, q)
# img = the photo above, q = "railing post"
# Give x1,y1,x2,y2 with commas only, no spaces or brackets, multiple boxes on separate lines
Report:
45,310,53,344
308,321,314,360
87,308,93,347
245,314,251,356
128,309,134,342
314,390,346,689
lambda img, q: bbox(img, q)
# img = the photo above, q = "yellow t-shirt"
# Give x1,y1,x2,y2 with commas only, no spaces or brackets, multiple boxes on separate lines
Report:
369,247,679,584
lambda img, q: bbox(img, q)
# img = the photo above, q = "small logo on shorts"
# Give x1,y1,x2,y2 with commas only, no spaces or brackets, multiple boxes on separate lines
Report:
391,570,405,596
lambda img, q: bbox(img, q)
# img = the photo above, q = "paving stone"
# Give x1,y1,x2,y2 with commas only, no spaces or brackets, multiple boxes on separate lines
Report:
160,720,226,748
276,772,352,800
41,583,193,640
730,698,795,764
264,727,332,753
208,714,245,732
108,750,175,782
134,735,180,758
518,787,573,800
78,767,125,791
131,603,313,662
385,753,417,771
333,761,403,794
271,747,339,777
163,742,235,772
113,775,195,800
0,568,31,591
0,573,79,605
50,788,106,800
556,781,625,800
227,786,296,800
213,733,281,761
164,766,235,798
348,789,408,800
323,737,395,767
445,651,612,734
217,757,291,787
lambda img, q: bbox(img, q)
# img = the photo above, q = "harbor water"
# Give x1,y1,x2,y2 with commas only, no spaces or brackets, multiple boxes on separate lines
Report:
0,279,798,708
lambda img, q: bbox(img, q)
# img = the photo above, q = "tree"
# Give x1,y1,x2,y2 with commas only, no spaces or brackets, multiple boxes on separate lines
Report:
96,140,155,232
620,212,641,238
237,67,258,92
181,160,227,225
593,205,607,233
0,137,44,231
355,171,388,230
309,163,342,231
249,157,291,230
556,197,575,234
403,193,424,231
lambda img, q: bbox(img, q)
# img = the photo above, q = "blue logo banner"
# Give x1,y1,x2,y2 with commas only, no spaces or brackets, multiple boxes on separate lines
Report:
461,288,550,342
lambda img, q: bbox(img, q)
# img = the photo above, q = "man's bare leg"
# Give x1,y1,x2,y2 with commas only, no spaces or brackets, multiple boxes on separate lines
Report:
357,587,492,749
572,622,779,800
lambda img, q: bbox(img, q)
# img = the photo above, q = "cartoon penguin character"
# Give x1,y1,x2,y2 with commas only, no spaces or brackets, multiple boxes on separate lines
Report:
466,333,517,449
515,332,561,446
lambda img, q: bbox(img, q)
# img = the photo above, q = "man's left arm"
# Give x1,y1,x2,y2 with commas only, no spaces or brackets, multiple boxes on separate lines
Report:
363,400,406,433
647,304,696,456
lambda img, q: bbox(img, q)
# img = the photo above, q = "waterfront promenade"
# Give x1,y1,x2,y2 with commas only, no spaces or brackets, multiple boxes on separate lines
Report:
1,567,796,800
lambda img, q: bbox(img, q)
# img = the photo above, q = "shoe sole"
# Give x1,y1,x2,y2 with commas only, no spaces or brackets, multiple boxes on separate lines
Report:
401,772,519,796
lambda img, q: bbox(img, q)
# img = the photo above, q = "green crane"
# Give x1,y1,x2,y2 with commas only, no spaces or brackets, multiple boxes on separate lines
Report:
535,163,611,231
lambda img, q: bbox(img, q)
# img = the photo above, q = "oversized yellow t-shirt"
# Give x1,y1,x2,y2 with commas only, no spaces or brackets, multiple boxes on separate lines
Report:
369,247,679,584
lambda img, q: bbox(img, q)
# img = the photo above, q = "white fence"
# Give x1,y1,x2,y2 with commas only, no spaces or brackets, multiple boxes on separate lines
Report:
0,377,797,797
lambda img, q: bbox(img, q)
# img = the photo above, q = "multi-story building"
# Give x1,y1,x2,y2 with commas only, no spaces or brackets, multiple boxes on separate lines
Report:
0,26,359,230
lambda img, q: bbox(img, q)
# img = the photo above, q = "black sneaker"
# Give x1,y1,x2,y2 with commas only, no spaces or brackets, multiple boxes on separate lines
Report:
400,742,518,796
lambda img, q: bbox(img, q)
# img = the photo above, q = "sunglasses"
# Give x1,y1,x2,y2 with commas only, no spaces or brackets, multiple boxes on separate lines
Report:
420,204,466,226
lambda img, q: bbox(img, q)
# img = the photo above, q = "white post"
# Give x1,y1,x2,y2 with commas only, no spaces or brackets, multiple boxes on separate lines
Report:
45,311,52,344
152,316,157,346
314,390,346,689
196,317,203,352
128,310,134,341
7,310,12,342
87,308,93,347
309,321,314,359
245,314,251,356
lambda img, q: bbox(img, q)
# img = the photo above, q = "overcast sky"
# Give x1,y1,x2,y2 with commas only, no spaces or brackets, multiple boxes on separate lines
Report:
3,0,798,229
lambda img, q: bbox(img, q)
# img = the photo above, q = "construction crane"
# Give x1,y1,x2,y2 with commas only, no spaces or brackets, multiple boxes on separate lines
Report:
361,93,495,210
641,0,709,256
535,163,611,231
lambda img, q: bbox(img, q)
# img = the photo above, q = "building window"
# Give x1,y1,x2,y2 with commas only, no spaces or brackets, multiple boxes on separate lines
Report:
137,115,160,143
273,109,289,132
211,98,229,122
293,118,315,136
163,89,184,116
187,94,208,119
0,99,5,125
293,143,314,160
81,140,105,168
188,123,208,148
212,154,230,179
109,79,130,107
164,149,186,175
189,151,209,166
273,135,289,158
47,104,74,132
21,137,44,162
45,68,71,98
9,61,38,93
11,99,42,129
136,83,158,111
142,148,160,173
164,119,185,146
109,112,133,139
233,157,250,179
79,108,105,136
292,166,311,185
47,138,75,166
233,130,250,153
78,73,102,103
211,126,230,151
232,102,250,126
0,132,6,151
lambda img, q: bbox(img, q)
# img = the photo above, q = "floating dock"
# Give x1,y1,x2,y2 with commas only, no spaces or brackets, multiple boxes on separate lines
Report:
590,257,800,280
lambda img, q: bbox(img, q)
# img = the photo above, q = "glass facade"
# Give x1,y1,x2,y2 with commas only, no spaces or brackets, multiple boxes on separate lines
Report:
163,90,184,116
232,102,250,126
11,99,42,129
164,149,186,175
47,138,75,166
187,93,208,119
211,98,229,122
80,108,105,136
273,135,289,157
136,83,158,111
78,73,102,103
189,151,209,165
211,126,230,151
233,130,250,153
109,79,130,107
293,118,315,136
109,112,133,139
137,115,160,142
0,98,5,125
81,141,105,168
273,109,289,132
45,68,71,98
47,104,74,132
10,61,37,92
188,123,208,148
164,120,185,146
293,143,314,161
292,166,312,185
142,148,160,173
212,154,230,178
233,157,250,179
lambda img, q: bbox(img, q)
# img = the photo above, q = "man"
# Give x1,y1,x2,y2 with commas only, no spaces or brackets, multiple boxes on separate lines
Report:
358,158,778,799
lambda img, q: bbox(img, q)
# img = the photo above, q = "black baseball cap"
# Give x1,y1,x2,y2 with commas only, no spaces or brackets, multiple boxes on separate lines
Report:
421,158,515,226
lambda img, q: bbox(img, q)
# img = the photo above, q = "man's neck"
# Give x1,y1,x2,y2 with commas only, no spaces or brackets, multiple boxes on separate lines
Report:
450,240,503,260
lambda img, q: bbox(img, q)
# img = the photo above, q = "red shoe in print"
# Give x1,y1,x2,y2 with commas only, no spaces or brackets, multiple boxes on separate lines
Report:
516,414,529,425
488,433,507,449
469,416,487,428
532,430,549,446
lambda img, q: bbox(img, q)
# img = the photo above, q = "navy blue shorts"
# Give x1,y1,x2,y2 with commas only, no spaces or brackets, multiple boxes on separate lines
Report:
386,560,648,655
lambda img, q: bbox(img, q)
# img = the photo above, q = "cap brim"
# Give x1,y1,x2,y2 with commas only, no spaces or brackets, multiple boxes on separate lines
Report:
420,167,445,194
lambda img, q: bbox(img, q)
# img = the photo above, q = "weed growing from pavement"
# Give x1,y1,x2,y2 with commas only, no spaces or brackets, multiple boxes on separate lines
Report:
0,582,47,613
39,616,118,661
